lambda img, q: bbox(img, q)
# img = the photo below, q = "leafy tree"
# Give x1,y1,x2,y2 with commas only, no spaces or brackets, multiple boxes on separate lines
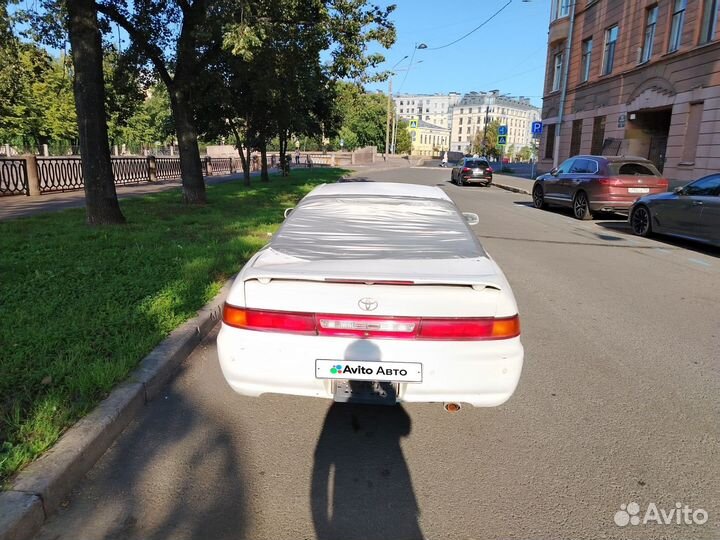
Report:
67,0,125,224
122,83,174,151
198,0,394,183
103,49,146,150
395,119,411,154
333,82,388,150
518,145,532,161
0,43,77,152
473,119,502,159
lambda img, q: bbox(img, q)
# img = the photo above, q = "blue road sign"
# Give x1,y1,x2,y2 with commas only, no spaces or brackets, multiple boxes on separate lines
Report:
498,125,508,136
497,135,508,146
531,121,543,135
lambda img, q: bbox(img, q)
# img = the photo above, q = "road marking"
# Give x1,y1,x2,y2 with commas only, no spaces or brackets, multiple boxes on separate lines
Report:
688,258,712,267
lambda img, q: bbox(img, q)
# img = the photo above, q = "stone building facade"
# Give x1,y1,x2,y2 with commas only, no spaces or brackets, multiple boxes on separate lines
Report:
540,0,720,182
449,92,540,153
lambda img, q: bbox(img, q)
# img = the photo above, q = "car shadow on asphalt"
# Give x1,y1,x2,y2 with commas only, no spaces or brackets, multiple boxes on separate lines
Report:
311,403,424,540
595,220,720,258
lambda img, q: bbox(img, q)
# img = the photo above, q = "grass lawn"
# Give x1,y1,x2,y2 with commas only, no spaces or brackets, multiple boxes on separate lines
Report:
0,167,347,484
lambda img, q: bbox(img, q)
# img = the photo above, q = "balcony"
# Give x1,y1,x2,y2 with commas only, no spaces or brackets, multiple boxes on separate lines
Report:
548,17,570,45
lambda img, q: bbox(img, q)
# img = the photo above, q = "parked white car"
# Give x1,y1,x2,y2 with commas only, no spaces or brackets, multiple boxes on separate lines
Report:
217,182,523,409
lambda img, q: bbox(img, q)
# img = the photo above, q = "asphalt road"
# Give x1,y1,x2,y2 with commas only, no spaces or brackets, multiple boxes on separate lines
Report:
35,168,719,540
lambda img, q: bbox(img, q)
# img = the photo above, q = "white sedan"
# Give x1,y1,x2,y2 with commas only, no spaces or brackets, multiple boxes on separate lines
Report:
217,182,523,409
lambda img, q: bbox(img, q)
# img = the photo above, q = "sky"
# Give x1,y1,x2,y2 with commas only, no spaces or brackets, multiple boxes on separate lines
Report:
363,0,551,107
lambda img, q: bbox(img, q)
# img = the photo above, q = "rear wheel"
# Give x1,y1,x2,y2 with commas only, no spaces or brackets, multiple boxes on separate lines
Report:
630,205,652,237
532,184,547,209
573,191,593,220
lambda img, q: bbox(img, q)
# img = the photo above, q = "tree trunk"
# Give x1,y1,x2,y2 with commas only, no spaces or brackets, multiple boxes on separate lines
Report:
169,85,207,204
232,125,251,186
67,0,125,225
260,142,269,182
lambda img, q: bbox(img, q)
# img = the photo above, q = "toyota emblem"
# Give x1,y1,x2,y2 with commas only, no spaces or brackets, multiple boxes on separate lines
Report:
358,298,378,311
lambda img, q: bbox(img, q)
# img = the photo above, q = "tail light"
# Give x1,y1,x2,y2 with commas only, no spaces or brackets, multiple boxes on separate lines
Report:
462,167,471,173
223,304,520,341
487,166,493,173
598,177,622,186
418,315,520,340
222,305,316,335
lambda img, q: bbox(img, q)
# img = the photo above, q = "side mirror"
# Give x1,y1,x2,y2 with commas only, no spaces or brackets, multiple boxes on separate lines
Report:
550,167,559,176
284,207,294,218
673,186,684,195
463,212,480,226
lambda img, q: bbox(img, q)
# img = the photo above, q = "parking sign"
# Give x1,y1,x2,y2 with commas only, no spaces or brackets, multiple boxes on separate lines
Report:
531,121,543,135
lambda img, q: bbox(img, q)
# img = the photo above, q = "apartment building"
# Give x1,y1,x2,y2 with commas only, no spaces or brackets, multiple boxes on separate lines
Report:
540,0,720,182
406,119,451,156
394,93,462,129
449,92,541,153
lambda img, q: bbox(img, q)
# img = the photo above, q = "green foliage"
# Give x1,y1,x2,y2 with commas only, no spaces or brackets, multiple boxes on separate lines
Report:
0,167,347,483
122,83,174,149
472,119,502,158
333,82,388,150
104,49,146,146
395,119,412,154
518,145,533,161
0,44,77,150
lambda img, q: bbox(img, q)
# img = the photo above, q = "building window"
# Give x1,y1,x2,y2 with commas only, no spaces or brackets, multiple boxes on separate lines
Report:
459,118,463,125
570,119,583,157
458,127,462,134
641,6,658,62
700,0,719,44
602,25,619,75
551,0,570,20
551,51,563,91
581,38,592,82
668,0,686,52
544,124,556,160
591,116,606,155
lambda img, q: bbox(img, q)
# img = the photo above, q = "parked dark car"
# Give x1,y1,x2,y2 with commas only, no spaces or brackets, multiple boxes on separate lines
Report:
451,157,493,186
532,155,669,220
629,173,720,247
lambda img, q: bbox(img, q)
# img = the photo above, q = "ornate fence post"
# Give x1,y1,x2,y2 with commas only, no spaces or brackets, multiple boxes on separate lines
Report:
25,155,41,196
205,156,213,176
147,155,157,181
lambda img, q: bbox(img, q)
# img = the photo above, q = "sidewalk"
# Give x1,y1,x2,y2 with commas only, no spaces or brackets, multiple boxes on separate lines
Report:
491,173,534,195
0,171,262,222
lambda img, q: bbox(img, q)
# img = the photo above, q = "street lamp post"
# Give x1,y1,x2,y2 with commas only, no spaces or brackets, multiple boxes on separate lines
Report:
385,55,409,157
481,89,499,158
385,44,426,157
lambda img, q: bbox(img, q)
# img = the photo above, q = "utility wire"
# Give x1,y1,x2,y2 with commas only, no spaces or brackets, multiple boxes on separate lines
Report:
425,0,513,51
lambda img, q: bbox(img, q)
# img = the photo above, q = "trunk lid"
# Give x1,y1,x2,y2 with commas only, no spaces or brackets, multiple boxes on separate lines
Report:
240,248,506,317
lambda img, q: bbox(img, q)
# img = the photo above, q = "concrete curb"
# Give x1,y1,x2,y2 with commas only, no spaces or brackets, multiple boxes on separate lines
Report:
492,182,532,196
0,280,232,540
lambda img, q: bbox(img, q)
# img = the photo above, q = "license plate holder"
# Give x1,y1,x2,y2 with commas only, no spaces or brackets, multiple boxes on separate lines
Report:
628,187,650,194
333,380,398,405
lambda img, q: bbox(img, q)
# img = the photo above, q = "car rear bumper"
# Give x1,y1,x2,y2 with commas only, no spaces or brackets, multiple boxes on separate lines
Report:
217,324,523,407
462,175,493,184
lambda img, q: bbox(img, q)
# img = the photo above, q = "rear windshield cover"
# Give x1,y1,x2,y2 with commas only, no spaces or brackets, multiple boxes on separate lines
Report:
609,162,660,176
465,160,489,168
271,196,485,260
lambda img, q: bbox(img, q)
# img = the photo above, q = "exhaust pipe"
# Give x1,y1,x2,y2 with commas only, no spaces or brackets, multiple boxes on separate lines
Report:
443,402,462,413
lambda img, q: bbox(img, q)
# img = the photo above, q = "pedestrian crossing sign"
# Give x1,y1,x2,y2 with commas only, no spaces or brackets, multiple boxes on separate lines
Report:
497,135,507,145
410,119,418,128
